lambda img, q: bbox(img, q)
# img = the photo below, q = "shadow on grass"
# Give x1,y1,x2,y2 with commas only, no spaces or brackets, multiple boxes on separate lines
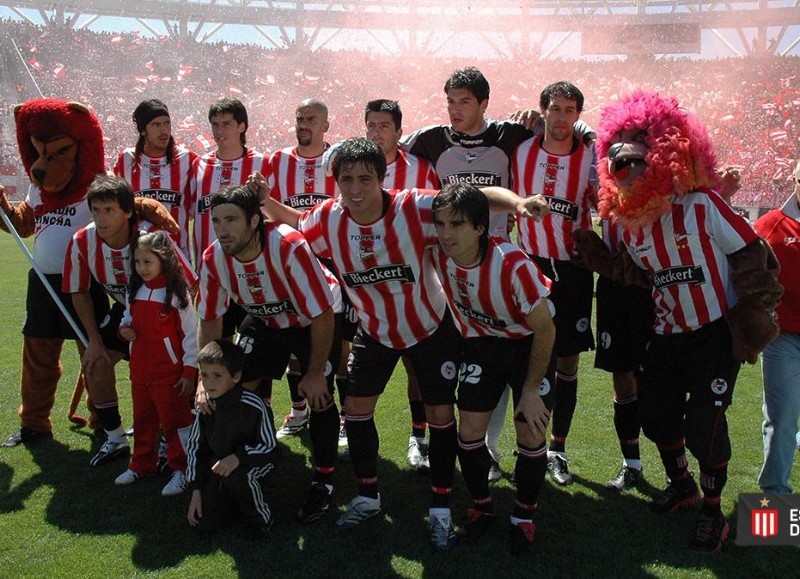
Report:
4,435,800,577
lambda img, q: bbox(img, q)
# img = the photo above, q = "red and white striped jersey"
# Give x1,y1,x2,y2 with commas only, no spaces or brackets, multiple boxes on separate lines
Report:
190,148,270,266
113,146,198,257
26,186,92,274
512,137,594,260
384,149,440,191
267,146,338,210
622,191,758,334
62,221,197,304
197,222,341,329
297,188,447,349
430,237,552,339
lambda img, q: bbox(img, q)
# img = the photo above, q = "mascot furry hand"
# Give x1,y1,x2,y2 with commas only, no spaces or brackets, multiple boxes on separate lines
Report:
576,89,782,363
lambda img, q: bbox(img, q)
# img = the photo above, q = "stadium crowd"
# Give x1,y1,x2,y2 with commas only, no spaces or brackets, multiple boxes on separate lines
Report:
0,19,798,208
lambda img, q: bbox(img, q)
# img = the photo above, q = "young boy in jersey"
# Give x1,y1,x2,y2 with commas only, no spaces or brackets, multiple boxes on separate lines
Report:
430,183,556,555
186,340,277,537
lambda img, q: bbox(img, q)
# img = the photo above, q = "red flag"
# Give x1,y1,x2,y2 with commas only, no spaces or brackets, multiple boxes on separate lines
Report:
145,60,154,71
52,63,65,79
194,134,213,150
28,57,42,72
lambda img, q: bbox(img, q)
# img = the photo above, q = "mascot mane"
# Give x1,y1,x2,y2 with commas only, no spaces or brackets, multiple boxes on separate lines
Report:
596,89,719,231
15,99,105,215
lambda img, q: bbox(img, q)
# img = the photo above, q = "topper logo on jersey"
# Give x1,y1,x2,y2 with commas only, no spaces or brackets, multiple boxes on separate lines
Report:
444,172,500,187
196,195,214,214
138,188,180,206
652,265,706,289
288,193,331,209
547,197,579,221
341,265,416,287
241,299,296,318
454,302,507,329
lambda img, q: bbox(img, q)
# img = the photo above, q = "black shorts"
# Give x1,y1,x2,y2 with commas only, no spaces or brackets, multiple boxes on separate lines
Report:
340,291,359,342
638,317,740,410
457,334,557,413
594,276,655,373
347,311,461,406
221,301,247,340
97,301,130,359
236,314,342,387
531,256,595,357
23,270,109,340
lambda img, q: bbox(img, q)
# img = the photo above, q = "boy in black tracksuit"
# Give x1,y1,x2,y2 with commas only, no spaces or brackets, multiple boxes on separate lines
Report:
186,340,278,535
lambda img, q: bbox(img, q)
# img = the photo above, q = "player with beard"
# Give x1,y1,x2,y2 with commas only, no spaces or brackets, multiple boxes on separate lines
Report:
114,99,197,258
511,81,596,486
266,98,341,439
196,185,343,525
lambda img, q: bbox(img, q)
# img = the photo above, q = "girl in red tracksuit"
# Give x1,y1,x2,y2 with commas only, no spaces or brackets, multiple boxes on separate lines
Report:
115,230,197,497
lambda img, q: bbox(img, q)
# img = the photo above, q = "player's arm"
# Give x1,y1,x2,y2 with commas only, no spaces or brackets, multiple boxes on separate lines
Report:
246,171,302,228
514,299,556,442
72,291,111,373
298,307,335,411
481,186,549,221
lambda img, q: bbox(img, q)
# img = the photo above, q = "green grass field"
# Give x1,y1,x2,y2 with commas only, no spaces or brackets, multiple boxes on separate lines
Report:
0,233,798,578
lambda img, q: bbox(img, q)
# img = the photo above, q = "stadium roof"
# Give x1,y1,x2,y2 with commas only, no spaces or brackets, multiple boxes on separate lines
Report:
2,0,799,58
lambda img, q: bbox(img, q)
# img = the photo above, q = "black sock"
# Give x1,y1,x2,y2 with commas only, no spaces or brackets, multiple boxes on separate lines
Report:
550,370,577,453
429,420,457,509
309,404,340,486
345,412,379,499
614,396,641,462
513,442,547,520
457,436,491,505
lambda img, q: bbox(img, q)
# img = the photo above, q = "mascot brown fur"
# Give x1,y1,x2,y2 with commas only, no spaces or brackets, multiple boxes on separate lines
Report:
0,99,105,445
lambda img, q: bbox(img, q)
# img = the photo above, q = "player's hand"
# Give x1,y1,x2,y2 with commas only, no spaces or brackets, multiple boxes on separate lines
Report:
509,109,542,130
195,381,216,415
118,325,136,342
212,453,240,477
246,171,269,202
174,376,195,398
517,194,550,221
514,389,550,442
187,490,203,526
81,339,112,375
298,371,332,412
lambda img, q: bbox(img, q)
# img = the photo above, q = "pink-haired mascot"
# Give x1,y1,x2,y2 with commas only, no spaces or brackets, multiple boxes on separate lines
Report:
573,89,782,553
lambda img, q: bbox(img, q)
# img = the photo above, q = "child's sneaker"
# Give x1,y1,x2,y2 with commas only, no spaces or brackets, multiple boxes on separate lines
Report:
162,470,187,496
115,469,139,485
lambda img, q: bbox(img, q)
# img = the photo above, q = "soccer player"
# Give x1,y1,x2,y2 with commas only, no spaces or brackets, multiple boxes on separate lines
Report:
511,81,596,486
191,98,270,267
114,99,197,258
430,183,556,555
593,218,653,491
195,184,343,524
365,98,440,471
62,175,194,466
254,137,548,550
266,98,339,438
